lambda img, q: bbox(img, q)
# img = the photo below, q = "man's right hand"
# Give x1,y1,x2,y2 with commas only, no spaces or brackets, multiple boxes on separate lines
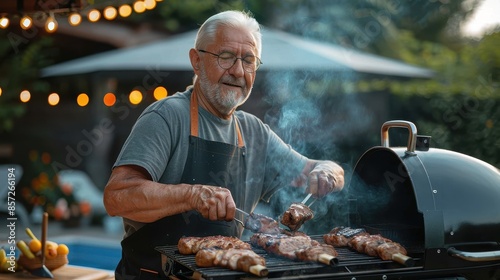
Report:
190,185,236,222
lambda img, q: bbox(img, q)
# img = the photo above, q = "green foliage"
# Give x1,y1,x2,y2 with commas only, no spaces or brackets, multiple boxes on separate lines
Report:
380,31,500,167
0,33,53,133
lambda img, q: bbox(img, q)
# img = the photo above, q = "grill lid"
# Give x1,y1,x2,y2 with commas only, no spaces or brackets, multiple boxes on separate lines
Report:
350,120,500,270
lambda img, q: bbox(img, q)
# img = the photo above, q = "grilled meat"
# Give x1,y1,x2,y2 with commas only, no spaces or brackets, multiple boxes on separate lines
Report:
250,233,338,265
323,226,368,247
281,203,314,231
244,212,282,234
349,234,413,266
324,226,413,266
376,242,409,261
178,235,251,255
195,248,268,277
295,244,339,265
349,234,390,256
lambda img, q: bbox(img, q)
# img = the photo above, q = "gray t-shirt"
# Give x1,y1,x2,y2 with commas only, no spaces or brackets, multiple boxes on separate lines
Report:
114,88,307,237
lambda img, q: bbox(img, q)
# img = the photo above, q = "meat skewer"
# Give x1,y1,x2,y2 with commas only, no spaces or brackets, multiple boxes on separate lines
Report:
323,226,369,247
178,235,251,255
349,234,414,266
324,227,414,267
280,203,314,231
250,233,338,266
195,248,268,277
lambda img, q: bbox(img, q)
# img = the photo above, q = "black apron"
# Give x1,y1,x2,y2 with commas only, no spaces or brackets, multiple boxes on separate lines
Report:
115,91,247,279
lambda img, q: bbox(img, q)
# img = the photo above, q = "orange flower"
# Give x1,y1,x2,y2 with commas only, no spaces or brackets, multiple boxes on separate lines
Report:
60,183,73,196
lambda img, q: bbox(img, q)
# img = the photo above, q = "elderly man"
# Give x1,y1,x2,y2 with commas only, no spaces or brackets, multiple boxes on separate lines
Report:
104,10,344,279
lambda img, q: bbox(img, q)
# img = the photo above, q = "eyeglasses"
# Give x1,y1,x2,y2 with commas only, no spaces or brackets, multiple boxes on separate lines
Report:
198,49,262,73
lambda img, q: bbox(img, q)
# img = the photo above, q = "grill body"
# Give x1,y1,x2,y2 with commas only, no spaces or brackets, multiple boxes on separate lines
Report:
349,120,500,277
157,120,500,279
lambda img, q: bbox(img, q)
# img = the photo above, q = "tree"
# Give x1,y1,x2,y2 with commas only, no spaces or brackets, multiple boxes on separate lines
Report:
0,32,52,133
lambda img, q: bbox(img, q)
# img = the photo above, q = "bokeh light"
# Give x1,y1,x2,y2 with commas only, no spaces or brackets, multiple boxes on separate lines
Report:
103,6,118,20
88,9,101,22
119,4,133,17
48,93,60,106
154,86,168,100
77,93,90,107
129,90,143,105
0,17,9,28
133,1,146,13
144,0,157,10
103,93,116,106
20,90,31,102
68,13,82,26
45,15,58,33
20,15,33,29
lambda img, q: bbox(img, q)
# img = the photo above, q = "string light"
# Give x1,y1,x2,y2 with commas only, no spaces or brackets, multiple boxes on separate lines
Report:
119,5,133,17
0,16,9,28
48,93,60,106
45,12,58,33
14,85,169,106
144,0,157,10
103,6,118,20
20,15,33,30
1,1,162,32
129,90,143,105
103,93,116,106
77,93,90,107
20,90,31,103
68,12,82,26
133,1,146,13
154,86,168,100
88,9,101,22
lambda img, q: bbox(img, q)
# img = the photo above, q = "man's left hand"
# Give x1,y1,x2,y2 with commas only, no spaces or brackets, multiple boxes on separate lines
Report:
307,161,344,198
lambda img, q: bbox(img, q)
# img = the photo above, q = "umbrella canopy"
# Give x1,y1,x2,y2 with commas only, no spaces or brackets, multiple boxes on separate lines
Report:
41,27,434,78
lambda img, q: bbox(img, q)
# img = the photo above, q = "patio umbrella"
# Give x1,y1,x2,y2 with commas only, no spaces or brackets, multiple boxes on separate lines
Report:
41,27,434,78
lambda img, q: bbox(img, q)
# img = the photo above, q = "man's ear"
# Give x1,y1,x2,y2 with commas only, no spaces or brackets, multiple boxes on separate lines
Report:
189,48,200,72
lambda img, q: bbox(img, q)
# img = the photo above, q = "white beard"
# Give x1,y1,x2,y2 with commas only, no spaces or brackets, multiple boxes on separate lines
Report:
198,68,247,116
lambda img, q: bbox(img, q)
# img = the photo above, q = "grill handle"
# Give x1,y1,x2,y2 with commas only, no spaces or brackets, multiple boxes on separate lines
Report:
448,247,500,262
381,120,417,154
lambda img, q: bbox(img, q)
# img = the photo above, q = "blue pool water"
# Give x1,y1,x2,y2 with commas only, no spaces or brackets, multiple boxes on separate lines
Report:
54,236,121,271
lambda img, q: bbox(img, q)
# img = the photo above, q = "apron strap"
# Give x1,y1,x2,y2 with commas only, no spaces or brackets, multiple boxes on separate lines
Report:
190,91,245,148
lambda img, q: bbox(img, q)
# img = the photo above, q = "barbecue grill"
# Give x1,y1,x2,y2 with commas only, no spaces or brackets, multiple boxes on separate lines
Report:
157,120,500,279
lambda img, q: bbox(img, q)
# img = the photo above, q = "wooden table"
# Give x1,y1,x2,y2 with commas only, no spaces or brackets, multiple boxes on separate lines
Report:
1,265,114,280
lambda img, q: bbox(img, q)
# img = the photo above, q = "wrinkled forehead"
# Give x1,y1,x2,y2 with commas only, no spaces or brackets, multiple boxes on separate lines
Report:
212,25,259,55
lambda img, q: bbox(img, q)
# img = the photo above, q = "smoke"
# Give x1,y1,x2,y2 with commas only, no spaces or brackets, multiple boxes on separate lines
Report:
262,69,373,159
248,1,396,234
254,68,376,234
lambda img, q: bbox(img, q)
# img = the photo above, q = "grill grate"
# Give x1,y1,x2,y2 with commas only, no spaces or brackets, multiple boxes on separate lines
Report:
156,235,423,279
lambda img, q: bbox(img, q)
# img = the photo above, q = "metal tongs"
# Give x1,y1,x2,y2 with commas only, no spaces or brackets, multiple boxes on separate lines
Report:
234,208,249,226
301,193,317,207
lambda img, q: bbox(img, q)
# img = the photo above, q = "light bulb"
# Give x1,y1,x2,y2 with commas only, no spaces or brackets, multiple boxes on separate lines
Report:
68,12,82,26
0,17,9,28
45,14,58,33
133,1,146,13
119,5,132,17
104,6,117,20
144,0,157,10
88,9,101,22
20,15,33,30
